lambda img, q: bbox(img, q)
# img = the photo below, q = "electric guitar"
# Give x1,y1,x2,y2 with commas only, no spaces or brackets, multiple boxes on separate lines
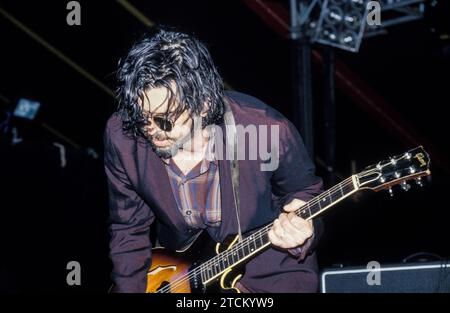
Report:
146,146,431,293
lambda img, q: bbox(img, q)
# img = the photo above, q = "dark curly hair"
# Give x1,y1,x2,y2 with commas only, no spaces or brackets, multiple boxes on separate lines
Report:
116,28,225,138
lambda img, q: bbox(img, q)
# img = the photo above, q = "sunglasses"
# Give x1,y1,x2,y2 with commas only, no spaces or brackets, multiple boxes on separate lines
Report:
142,108,186,133
139,113,173,132
150,114,174,132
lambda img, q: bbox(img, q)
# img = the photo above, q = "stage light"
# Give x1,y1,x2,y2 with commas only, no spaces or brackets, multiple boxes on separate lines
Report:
13,98,40,120
344,10,363,29
322,26,339,42
291,0,426,52
314,0,368,52
325,5,344,25
339,30,357,45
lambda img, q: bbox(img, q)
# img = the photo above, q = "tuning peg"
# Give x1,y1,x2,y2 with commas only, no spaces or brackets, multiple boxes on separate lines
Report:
388,187,394,197
401,181,411,191
415,177,424,187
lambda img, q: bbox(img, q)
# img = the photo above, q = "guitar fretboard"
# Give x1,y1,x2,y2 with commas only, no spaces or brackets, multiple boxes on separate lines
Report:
197,176,357,284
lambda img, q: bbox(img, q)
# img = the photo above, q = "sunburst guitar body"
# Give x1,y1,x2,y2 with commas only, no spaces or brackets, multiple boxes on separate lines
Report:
146,232,244,293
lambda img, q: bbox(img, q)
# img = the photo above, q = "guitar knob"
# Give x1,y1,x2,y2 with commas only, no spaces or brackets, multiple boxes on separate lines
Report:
415,177,423,187
388,187,394,197
401,181,411,191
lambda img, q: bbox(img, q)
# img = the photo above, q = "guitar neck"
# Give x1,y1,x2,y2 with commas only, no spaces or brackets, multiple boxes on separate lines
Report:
296,175,358,220
197,175,359,285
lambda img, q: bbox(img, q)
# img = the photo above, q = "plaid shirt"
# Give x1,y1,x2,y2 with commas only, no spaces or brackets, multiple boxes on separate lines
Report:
163,133,221,229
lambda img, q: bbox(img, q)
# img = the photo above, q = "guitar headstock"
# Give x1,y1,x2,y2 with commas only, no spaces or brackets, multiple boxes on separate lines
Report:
357,146,431,192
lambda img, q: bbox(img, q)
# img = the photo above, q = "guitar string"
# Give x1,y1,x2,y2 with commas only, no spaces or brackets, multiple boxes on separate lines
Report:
156,177,354,293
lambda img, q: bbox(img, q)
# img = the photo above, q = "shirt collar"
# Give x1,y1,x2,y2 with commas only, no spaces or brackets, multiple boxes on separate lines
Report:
161,126,217,166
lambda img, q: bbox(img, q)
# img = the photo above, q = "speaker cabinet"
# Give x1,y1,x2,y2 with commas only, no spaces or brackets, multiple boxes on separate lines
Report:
321,261,450,293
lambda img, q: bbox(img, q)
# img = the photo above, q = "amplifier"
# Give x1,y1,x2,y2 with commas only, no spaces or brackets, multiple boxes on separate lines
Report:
320,260,450,293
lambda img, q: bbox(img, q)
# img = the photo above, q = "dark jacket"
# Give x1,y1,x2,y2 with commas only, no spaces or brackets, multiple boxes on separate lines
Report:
104,91,323,293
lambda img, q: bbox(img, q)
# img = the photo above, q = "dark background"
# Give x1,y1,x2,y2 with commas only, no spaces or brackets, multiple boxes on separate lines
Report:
0,0,449,293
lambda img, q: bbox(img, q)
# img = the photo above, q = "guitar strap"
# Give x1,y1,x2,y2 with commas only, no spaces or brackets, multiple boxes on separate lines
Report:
223,97,243,241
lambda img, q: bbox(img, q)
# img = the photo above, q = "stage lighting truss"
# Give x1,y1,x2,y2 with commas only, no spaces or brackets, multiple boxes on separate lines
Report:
290,0,426,52
314,0,369,52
